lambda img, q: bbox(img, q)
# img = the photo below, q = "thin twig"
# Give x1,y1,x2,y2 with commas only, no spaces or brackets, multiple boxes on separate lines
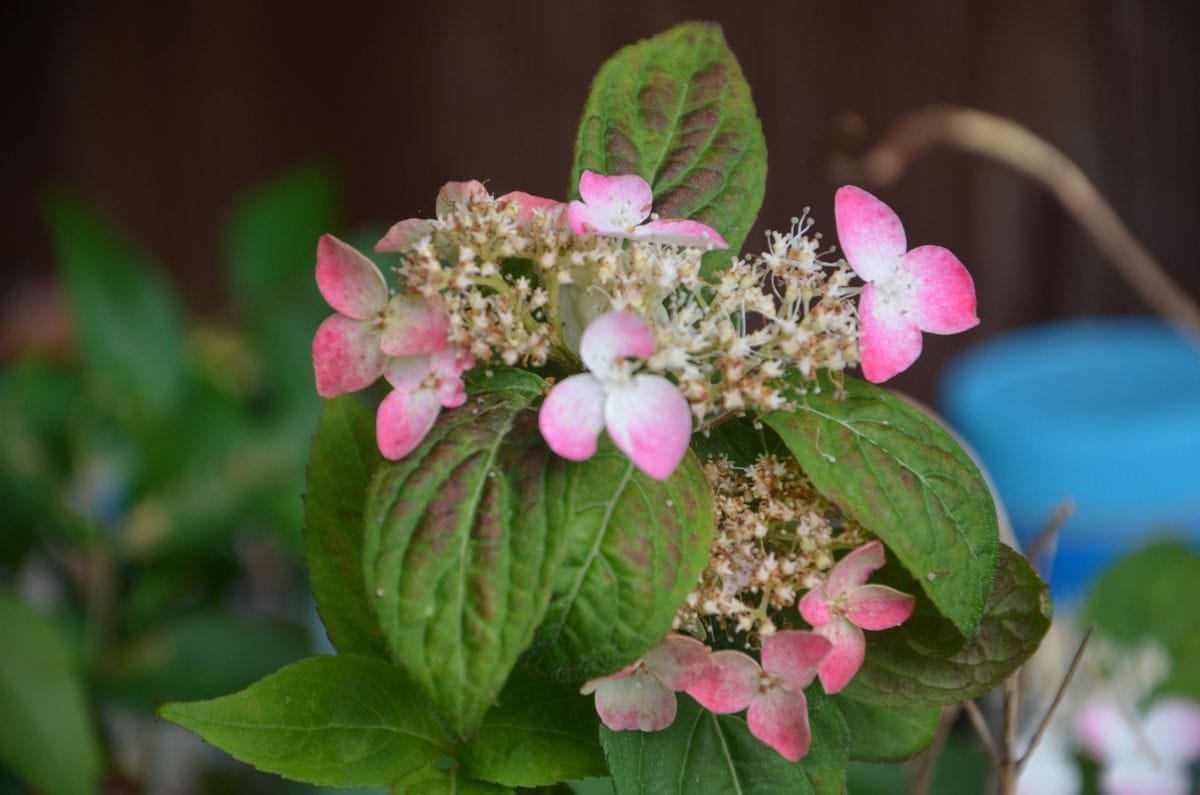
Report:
962,699,1001,765
1018,626,1095,773
838,105,1200,336
1026,500,1076,562
910,706,958,795
995,676,1021,794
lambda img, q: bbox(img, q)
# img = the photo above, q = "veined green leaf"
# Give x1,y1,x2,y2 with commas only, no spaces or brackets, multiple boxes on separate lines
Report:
833,696,941,763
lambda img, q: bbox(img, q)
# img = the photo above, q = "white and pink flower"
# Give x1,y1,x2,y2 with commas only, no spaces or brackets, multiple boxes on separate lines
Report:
834,185,978,383
798,540,915,694
311,234,471,460
568,171,728,249
580,633,710,732
1076,695,1200,795
686,630,832,761
538,311,692,480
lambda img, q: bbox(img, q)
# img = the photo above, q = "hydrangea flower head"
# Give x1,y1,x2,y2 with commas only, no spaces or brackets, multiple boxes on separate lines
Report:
568,171,728,249
686,630,832,761
834,185,978,382
538,311,692,480
580,633,710,732
798,539,915,693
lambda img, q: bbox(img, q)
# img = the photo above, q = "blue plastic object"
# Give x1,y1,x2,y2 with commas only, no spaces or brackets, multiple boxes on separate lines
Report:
940,317,1200,601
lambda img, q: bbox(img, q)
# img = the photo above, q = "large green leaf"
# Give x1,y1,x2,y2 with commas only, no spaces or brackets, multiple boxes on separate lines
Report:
601,692,848,795
160,655,445,787
363,375,564,736
44,192,186,418
762,374,999,638
393,766,514,795
571,22,767,274
528,441,714,681
0,596,102,795
833,696,941,763
304,396,388,656
460,666,605,787
843,546,1052,707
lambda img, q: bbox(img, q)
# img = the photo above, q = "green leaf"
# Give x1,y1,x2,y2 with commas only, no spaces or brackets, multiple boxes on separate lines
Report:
463,366,548,400
843,546,1052,707
393,765,514,795
160,655,445,787
833,696,941,763
0,595,101,795
528,441,714,681
571,22,767,274
762,374,1000,638
44,192,186,417
601,692,848,795
1085,539,1200,699
304,396,389,656
460,667,606,787
691,414,785,467
363,384,564,736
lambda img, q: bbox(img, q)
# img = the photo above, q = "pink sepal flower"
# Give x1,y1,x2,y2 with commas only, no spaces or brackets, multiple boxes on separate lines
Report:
312,235,450,397
538,311,691,480
497,190,567,225
1076,696,1200,795
798,540,915,694
567,171,728,249
686,631,832,761
834,186,978,383
376,349,473,460
581,634,710,732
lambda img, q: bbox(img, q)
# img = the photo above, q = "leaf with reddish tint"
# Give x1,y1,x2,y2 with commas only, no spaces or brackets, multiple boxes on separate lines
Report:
571,22,767,275
362,375,565,736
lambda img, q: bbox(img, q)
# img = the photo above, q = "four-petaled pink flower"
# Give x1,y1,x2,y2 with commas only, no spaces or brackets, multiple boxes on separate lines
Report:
834,185,979,383
798,540,915,694
538,311,692,480
311,234,471,460
686,631,832,761
581,634,710,732
1076,695,1200,795
568,171,729,249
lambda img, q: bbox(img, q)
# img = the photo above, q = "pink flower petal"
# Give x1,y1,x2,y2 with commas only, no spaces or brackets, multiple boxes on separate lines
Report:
379,296,451,357
834,186,906,284
579,311,657,380
436,179,489,217
429,349,471,408
1143,698,1200,763
858,283,923,383
312,314,387,398
798,584,832,627
845,584,915,631
498,191,567,224
642,634,711,691
578,171,653,224
825,540,887,599
761,631,831,693
538,373,606,461
604,374,692,480
382,354,433,393
375,218,436,253
633,219,729,249
592,669,678,732
315,234,388,319
813,616,866,694
1076,698,1135,760
376,387,441,460
897,245,979,334
580,662,641,695
747,687,812,762
686,650,760,714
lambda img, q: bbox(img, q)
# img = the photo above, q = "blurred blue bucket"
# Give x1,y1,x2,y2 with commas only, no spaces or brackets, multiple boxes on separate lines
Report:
940,317,1200,601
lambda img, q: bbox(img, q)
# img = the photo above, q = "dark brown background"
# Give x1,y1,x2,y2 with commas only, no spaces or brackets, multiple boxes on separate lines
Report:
4,0,1198,399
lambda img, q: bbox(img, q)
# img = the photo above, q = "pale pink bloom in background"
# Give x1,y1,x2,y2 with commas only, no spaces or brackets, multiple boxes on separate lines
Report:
798,540,915,694
312,234,450,397
435,179,489,217
834,185,978,383
581,634,710,732
538,311,692,480
686,631,831,761
568,171,728,249
1076,696,1200,795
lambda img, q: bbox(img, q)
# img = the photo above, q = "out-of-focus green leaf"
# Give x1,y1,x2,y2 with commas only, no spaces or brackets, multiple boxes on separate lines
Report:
0,594,102,795
44,192,186,419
